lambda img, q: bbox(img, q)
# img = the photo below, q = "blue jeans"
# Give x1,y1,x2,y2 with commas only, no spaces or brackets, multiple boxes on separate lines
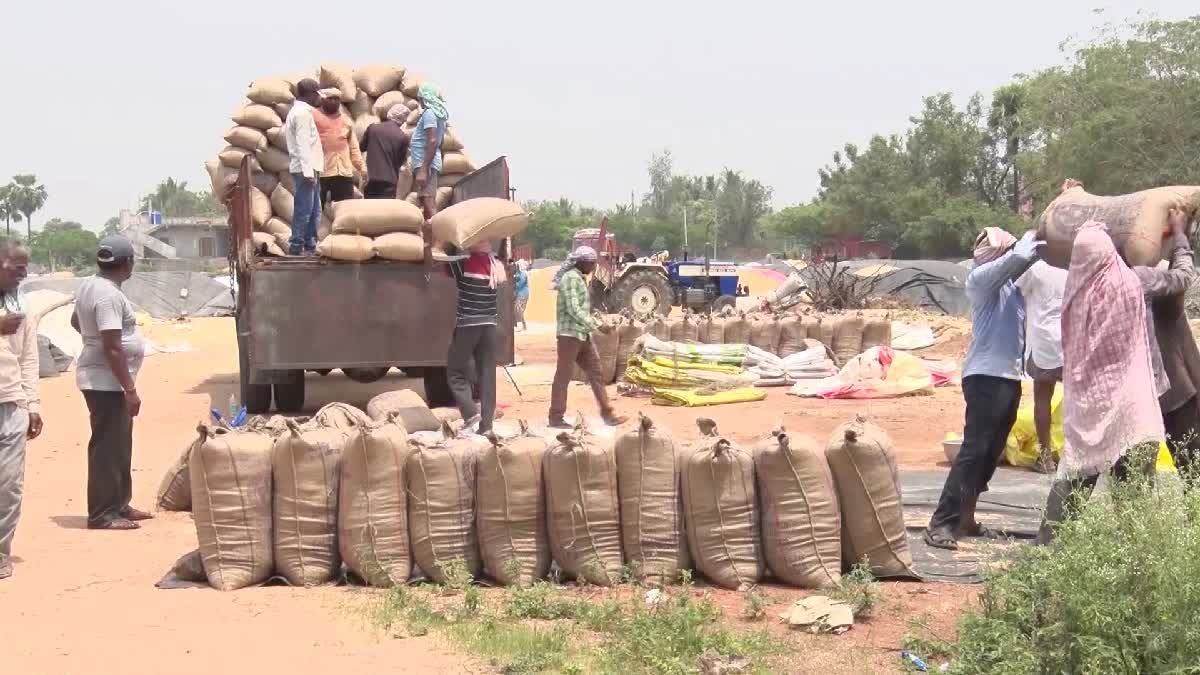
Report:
289,173,321,252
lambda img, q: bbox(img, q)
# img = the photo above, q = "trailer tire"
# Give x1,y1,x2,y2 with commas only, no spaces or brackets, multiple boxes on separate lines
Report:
274,376,306,413
342,367,390,384
611,268,673,317
422,367,455,408
238,330,273,414
712,295,737,314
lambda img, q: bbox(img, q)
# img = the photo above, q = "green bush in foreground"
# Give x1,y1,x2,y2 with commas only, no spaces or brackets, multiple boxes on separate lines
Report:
951,476,1200,673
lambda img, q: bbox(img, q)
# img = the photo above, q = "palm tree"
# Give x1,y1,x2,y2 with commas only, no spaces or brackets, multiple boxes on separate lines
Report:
0,185,23,236
8,175,47,242
988,83,1026,213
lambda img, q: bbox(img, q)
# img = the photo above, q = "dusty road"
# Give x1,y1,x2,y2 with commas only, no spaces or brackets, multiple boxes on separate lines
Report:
1,316,983,674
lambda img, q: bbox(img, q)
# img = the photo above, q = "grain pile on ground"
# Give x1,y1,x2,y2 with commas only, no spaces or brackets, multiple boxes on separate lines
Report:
272,422,348,586
614,414,690,584
544,427,624,586
406,426,487,582
476,425,550,586
338,417,412,587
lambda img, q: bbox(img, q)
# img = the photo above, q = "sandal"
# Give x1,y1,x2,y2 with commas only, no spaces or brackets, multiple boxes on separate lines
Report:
924,527,958,550
89,518,140,531
602,414,629,427
121,507,155,522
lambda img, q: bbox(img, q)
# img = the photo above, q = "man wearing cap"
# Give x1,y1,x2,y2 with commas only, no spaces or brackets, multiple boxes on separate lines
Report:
284,78,324,255
360,105,411,199
548,246,627,428
314,89,365,205
0,239,43,579
70,236,149,531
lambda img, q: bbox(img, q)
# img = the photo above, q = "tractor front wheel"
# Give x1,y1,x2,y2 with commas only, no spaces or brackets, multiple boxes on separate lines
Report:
712,294,737,315
611,268,673,317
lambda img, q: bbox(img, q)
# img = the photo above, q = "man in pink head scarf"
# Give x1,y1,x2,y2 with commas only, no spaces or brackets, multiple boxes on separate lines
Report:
925,227,1043,550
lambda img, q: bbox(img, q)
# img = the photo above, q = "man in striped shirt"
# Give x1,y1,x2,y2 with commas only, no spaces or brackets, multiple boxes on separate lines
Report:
548,246,627,428
445,242,501,433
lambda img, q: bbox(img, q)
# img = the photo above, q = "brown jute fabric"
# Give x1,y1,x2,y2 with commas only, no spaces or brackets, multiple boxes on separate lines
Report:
476,425,550,586
615,414,690,584
544,427,624,586
272,422,348,586
338,416,412,587
406,427,485,582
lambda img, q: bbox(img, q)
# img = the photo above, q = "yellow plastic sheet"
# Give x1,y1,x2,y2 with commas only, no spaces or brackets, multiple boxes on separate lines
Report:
651,387,767,407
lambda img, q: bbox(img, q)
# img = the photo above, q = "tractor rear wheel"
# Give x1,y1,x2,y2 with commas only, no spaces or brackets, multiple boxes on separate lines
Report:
611,268,673,317
712,294,737,314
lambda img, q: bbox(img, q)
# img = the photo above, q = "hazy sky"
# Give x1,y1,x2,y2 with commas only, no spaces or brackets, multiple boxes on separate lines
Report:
1,1,1193,230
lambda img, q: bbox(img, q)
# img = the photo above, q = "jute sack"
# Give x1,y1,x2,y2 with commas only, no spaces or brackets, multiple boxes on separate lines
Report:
682,419,763,590
332,199,424,236
594,319,621,384
439,174,465,189
257,146,291,174
396,165,414,198
818,319,836,352
367,389,440,431
825,416,917,579
252,231,285,257
354,63,405,97
319,63,358,102
430,198,529,249
615,317,645,381
350,91,373,118
374,232,424,262
249,186,272,226
749,314,782,355
544,429,624,586
247,78,295,106
646,316,671,341
205,160,238,201
264,218,292,249
274,102,293,122
832,315,865,364
1037,185,1200,268
190,425,274,591
801,315,821,341
313,401,371,429
668,314,700,343
373,91,408,119
317,234,375,262
219,146,261,171
225,125,267,152
442,127,464,152
270,185,294,223
476,426,551,586
777,314,805,358
723,312,751,345
406,427,486,582
435,187,453,210
755,428,841,589
157,429,203,512
353,115,379,144
401,72,425,97
252,171,279,196
861,318,892,351
273,422,347,586
233,104,283,130
699,314,725,344
615,414,690,584
442,152,473,175
338,416,412,587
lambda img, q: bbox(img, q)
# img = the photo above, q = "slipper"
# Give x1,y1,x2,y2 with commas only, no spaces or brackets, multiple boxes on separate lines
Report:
121,507,155,522
602,414,629,427
89,518,140,531
547,419,573,430
924,527,958,550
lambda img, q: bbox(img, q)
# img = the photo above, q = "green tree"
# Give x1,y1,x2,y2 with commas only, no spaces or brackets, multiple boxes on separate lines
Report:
101,216,122,237
141,178,223,217
8,175,47,241
29,219,98,271
988,82,1028,211
0,185,23,237
763,203,832,253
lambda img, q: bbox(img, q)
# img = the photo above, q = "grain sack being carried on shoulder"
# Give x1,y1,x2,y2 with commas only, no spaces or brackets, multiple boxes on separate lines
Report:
593,317,621,384
367,389,440,431
157,429,204,512
430,198,530,249
273,421,348,586
755,427,841,589
544,426,624,586
682,418,762,590
749,314,782,355
825,416,917,579
317,234,375,262
476,425,550,586
699,313,726,344
861,317,892,352
723,311,751,345
832,315,866,365
615,414,690,584
406,425,486,582
668,313,700,343
332,199,424,236
646,315,671,341
190,424,274,591
777,314,805,358
339,415,412,587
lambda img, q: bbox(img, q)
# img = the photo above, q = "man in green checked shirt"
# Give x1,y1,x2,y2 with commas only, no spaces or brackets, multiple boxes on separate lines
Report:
548,246,628,429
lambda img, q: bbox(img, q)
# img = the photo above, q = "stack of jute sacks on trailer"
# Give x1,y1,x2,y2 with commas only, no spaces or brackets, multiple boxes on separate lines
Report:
161,405,917,591
204,64,528,261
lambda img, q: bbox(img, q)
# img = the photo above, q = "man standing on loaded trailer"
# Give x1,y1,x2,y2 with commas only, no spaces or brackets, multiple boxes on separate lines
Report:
411,83,448,221
284,79,324,255
360,105,410,199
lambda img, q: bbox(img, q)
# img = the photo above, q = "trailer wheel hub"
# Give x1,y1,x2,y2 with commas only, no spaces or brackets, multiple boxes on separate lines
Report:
630,285,659,314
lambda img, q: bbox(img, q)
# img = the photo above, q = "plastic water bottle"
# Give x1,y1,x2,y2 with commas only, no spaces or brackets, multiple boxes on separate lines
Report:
900,651,928,672
228,393,239,420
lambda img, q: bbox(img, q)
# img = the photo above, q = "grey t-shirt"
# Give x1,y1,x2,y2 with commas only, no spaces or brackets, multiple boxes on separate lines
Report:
75,276,144,392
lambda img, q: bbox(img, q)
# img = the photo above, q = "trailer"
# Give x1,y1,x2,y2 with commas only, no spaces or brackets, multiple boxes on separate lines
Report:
227,156,515,414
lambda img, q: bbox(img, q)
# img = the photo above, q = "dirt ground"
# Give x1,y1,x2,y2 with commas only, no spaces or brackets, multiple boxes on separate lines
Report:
0,315,985,674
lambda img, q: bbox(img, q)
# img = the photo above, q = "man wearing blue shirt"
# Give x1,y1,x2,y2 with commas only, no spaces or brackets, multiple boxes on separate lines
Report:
411,83,448,221
925,228,1043,550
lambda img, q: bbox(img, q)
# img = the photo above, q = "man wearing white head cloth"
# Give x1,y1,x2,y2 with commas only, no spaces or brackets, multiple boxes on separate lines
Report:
548,246,627,428
925,227,1044,551
359,104,411,199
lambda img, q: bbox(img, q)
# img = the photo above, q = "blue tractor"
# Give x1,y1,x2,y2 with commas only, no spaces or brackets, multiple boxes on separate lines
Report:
573,219,749,317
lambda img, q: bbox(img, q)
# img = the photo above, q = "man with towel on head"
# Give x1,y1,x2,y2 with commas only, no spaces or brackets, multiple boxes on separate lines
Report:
411,83,449,220
925,227,1044,550
360,104,411,199
548,246,627,429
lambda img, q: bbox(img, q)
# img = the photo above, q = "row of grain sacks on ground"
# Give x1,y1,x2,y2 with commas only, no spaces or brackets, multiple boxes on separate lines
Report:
204,64,527,260
161,397,914,591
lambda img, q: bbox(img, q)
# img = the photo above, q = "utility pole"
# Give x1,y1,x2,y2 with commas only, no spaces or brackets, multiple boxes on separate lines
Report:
683,205,688,249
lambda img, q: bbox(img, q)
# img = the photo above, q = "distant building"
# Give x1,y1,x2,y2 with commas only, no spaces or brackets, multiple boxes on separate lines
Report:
117,210,228,260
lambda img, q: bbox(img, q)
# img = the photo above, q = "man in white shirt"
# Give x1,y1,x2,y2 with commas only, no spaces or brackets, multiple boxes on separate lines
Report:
1016,259,1068,473
0,240,42,580
284,78,324,256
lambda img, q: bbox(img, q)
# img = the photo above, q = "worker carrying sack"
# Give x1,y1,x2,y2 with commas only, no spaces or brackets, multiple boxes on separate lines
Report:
824,415,918,579
755,426,841,589
682,418,763,590
406,424,486,582
190,425,275,591
338,415,412,587
476,424,551,586
615,414,690,585
273,421,348,587
431,198,530,249
332,199,424,236
544,425,624,586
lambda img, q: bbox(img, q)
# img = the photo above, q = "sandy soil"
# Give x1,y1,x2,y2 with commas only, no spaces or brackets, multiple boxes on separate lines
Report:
0,314,984,674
